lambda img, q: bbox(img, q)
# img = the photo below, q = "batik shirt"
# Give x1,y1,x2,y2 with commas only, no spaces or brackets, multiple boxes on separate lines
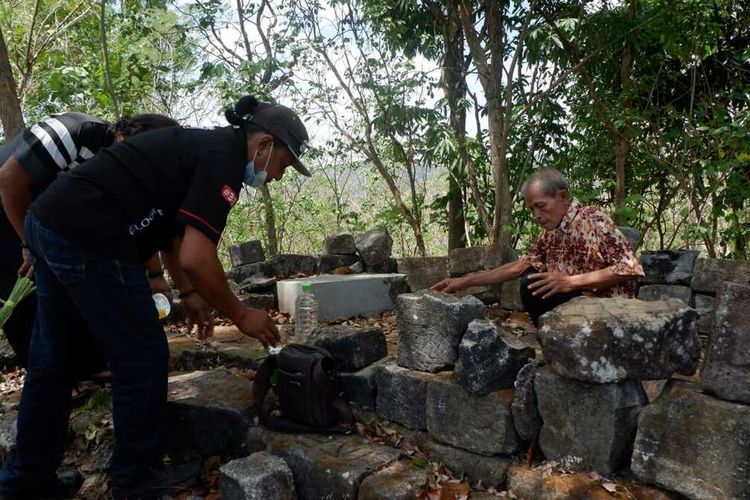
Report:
519,198,644,298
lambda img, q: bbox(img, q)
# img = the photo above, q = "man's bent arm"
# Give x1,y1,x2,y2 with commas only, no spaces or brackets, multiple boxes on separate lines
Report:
0,157,34,242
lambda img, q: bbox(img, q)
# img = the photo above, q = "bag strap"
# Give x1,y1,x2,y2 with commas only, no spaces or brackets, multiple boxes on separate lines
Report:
253,355,354,434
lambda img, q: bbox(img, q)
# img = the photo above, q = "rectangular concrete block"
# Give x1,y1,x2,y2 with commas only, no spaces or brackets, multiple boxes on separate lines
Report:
277,274,408,321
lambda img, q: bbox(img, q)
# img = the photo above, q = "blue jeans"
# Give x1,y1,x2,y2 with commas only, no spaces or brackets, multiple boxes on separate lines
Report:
0,212,168,493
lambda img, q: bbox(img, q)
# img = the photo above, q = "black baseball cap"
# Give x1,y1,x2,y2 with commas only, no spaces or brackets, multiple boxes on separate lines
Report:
245,102,311,176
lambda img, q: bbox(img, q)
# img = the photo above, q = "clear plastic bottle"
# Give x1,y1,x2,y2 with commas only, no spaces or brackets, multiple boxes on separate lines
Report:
294,283,318,343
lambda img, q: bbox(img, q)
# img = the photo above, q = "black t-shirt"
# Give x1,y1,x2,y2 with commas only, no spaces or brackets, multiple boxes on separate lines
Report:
31,126,247,262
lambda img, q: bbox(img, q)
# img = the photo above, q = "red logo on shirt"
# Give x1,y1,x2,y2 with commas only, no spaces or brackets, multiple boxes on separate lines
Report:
221,185,238,207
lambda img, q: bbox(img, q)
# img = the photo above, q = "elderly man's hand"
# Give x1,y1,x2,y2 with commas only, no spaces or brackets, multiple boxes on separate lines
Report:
431,276,468,294
527,271,576,299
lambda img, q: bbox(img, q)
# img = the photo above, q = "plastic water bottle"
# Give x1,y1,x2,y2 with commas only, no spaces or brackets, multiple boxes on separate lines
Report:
294,283,318,343
152,293,171,320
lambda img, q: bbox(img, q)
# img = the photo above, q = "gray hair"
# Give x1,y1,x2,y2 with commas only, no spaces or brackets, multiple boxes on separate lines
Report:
521,168,569,198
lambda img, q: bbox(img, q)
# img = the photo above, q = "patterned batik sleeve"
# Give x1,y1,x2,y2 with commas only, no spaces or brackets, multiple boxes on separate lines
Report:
595,214,644,277
519,236,547,272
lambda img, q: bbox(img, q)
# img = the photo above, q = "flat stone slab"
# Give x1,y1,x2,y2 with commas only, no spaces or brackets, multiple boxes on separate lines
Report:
170,327,267,372
277,273,407,321
358,460,428,500
637,285,692,306
375,361,437,430
426,373,519,456
691,257,750,294
396,257,449,292
454,319,534,395
701,282,750,404
539,297,699,383
396,290,485,373
220,451,296,500
640,250,699,286
310,325,387,372
166,369,255,458
535,366,647,475
267,434,401,500
632,381,750,500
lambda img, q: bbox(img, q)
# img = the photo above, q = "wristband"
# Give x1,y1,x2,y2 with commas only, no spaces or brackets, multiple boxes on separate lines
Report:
178,290,196,299
147,270,165,279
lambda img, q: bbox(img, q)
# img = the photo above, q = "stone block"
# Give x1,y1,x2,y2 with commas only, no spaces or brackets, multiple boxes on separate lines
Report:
267,434,400,500
239,293,276,311
691,257,750,294
324,233,357,255
539,297,699,383
219,452,295,500
396,290,485,373
632,381,750,500
278,274,407,321
267,254,319,278
694,293,716,335
227,262,272,284
365,257,398,274
166,369,255,458
426,373,519,456
500,279,524,311
339,358,388,410
237,273,276,293
448,245,515,277
174,342,266,372
0,411,17,466
454,319,534,395
640,250,699,286
396,257,449,292
511,362,542,443
412,435,513,488
535,366,647,475
245,426,281,454
0,337,16,369
375,361,437,430
355,228,393,268
618,226,642,252
318,253,360,274
358,460,428,500
229,240,265,267
310,325,387,372
637,284,692,306
701,282,750,404
349,261,364,273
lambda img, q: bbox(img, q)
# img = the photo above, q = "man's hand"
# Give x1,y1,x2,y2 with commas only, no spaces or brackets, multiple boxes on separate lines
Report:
431,276,468,294
148,275,173,302
183,293,214,340
17,248,33,277
235,307,280,348
527,271,576,299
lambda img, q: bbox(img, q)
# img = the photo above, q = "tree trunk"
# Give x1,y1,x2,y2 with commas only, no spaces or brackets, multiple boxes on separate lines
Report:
614,0,636,213
260,184,278,256
0,27,24,138
441,4,468,251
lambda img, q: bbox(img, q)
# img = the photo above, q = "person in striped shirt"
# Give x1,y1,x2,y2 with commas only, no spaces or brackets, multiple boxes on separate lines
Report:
0,112,178,368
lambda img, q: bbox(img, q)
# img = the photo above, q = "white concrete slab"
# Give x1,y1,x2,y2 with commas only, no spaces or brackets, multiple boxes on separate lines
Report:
277,274,407,321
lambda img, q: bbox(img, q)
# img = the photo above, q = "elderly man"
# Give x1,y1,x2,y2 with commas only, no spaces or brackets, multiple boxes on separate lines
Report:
432,168,644,325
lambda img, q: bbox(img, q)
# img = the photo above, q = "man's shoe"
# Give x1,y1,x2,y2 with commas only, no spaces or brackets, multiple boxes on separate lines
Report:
111,460,203,500
0,469,82,500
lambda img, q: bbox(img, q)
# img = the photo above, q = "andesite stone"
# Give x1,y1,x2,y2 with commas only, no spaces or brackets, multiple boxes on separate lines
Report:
339,358,389,410
448,245,516,277
237,273,276,293
694,293,716,335
426,373,519,456
454,319,534,395
640,250,699,286
229,240,265,267
166,369,255,458
358,460,428,500
539,297,699,383
239,293,275,311
375,361,437,430
500,279,525,312
396,257,449,292
309,325,387,372
219,452,295,500
637,284,692,306
511,362,542,443
701,282,750,404
267,254,319,278
535,366,647,475
365,257,398,274
691,257,750,294
355,228,393,268
632,380,750,500
0,337,16,369
318,253,360,274
227,262,272,284
324,233,357,255
618,226,642,252
396,290,485,373
0,411,17,466
267,434,400,500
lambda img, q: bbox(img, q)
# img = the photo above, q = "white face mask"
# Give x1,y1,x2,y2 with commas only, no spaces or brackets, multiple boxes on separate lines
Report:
243,143,274,189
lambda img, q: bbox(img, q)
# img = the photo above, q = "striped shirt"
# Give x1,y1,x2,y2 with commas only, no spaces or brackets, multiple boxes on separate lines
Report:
14,112,114,183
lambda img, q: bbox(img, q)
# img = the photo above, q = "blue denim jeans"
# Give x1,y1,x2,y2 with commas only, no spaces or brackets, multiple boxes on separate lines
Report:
0,212,168,493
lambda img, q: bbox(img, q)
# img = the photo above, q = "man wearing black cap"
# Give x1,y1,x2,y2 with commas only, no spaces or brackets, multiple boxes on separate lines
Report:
0,96,310,498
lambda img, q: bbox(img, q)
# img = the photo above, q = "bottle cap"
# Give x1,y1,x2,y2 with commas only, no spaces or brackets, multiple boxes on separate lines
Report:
302,283,312,292
152,293,171,319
